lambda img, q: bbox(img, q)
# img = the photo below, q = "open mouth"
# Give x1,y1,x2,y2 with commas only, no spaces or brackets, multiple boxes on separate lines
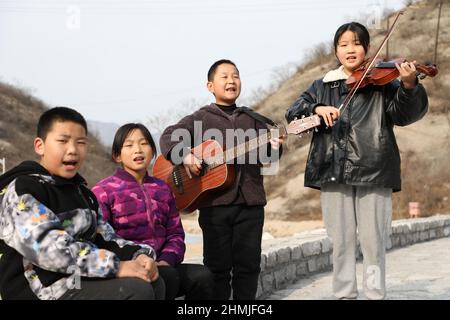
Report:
62,160,78,170
133,156,145,163
346,56,357,63
226,87,237,93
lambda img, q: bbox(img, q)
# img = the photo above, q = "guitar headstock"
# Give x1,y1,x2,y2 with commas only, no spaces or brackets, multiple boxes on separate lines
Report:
285,115,321,135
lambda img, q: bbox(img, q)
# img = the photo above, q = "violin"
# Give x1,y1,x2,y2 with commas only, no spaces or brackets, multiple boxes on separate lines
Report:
346,58,438,89
339,10,438,112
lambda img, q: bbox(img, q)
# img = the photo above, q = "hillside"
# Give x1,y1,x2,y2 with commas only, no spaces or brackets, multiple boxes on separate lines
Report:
254,0,450,220
0,0,448,223
0,82,116,186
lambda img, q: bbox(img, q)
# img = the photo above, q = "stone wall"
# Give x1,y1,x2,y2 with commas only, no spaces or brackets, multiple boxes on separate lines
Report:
256,214,450,299
1,215,449,300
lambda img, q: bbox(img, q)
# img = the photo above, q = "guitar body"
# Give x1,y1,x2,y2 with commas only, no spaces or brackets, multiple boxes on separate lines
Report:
153,114,321,212
152,140,236,212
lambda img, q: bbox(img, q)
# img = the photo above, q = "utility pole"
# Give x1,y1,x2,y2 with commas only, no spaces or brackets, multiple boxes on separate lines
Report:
434,0,443,64
386,14,390,60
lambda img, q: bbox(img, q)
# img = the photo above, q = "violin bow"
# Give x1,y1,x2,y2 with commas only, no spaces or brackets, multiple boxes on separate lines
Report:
338,10,405,113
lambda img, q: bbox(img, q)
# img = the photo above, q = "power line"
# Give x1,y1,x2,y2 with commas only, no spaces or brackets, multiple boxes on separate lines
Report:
0,0,372,6
0,1,392,16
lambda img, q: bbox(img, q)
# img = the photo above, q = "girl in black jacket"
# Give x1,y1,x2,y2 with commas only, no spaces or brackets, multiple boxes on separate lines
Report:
286,22,428,300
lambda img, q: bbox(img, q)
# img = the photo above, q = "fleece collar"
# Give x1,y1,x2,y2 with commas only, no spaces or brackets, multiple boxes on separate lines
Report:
114,167,152,184
322,65,349,83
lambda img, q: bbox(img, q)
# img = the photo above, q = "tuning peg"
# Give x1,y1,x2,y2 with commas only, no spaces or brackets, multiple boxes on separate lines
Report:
301,115,305,119
314,128,318,132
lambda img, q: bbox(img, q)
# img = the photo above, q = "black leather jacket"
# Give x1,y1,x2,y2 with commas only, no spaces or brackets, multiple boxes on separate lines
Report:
285,76,428,192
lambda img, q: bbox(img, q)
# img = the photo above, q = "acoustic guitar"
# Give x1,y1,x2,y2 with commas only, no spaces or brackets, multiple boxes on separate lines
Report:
152,115,321,212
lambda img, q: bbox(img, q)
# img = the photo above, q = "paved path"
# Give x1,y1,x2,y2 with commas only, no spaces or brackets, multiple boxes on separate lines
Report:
267,237,450,300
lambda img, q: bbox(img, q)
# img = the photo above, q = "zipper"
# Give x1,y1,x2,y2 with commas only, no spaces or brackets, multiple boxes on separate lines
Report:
140,184,154,235
77,186,96,240
342,97,354,182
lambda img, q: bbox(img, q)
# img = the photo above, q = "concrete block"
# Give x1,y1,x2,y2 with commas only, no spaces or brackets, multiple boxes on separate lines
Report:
296,261,308,277
419,231,429,241
316,255,330,271
277,247,291,264
291,245,303,261
261,273,274,293
321,237,333,253
392,235,400,248
444,226,450,237
307,258,318,273
274,269,287,289
260,254,267,273
286,264,297,283
429,229,437,239
266,251,277,268
301,241,322,257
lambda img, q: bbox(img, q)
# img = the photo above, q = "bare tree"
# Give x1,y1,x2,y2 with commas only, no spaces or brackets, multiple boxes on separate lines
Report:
271,62,299,90
145,97,208,134
302,42,333,67
403,0,414,6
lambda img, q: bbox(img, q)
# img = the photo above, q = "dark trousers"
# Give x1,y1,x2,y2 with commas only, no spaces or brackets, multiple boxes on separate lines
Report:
158,263,214,300
60,277,165,300
199,205,264,300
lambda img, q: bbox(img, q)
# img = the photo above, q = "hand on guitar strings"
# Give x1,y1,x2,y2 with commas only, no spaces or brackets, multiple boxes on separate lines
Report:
183,153,203,179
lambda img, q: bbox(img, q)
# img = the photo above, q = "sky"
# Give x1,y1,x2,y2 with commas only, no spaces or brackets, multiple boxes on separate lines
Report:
0,0,407,125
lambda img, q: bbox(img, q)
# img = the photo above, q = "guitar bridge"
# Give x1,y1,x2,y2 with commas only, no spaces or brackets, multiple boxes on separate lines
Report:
172,166,184,194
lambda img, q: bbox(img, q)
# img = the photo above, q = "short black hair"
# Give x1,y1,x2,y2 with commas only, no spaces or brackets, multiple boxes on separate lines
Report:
334,22,370,54
207,59,239,82
37,106,88,140
111,123,157,161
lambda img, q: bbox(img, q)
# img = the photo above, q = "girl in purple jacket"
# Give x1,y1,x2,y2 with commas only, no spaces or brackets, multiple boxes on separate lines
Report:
92,123,213,300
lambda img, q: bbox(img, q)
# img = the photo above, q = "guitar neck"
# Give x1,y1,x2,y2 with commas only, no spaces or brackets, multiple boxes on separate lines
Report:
200,114,320,168
207,127,285,168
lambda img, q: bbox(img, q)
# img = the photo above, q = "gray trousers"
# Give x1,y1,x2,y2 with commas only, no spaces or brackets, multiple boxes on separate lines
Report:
321,183,392,300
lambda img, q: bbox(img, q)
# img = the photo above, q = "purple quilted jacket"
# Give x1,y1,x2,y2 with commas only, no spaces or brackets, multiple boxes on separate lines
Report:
92,168,185,266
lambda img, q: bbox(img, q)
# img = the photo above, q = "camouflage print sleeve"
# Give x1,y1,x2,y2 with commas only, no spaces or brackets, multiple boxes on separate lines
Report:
0,180,120,278
94,210,157,261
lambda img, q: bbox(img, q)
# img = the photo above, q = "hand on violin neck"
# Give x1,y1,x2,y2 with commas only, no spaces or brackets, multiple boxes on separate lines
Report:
396,60,418,89
315,106,340,128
